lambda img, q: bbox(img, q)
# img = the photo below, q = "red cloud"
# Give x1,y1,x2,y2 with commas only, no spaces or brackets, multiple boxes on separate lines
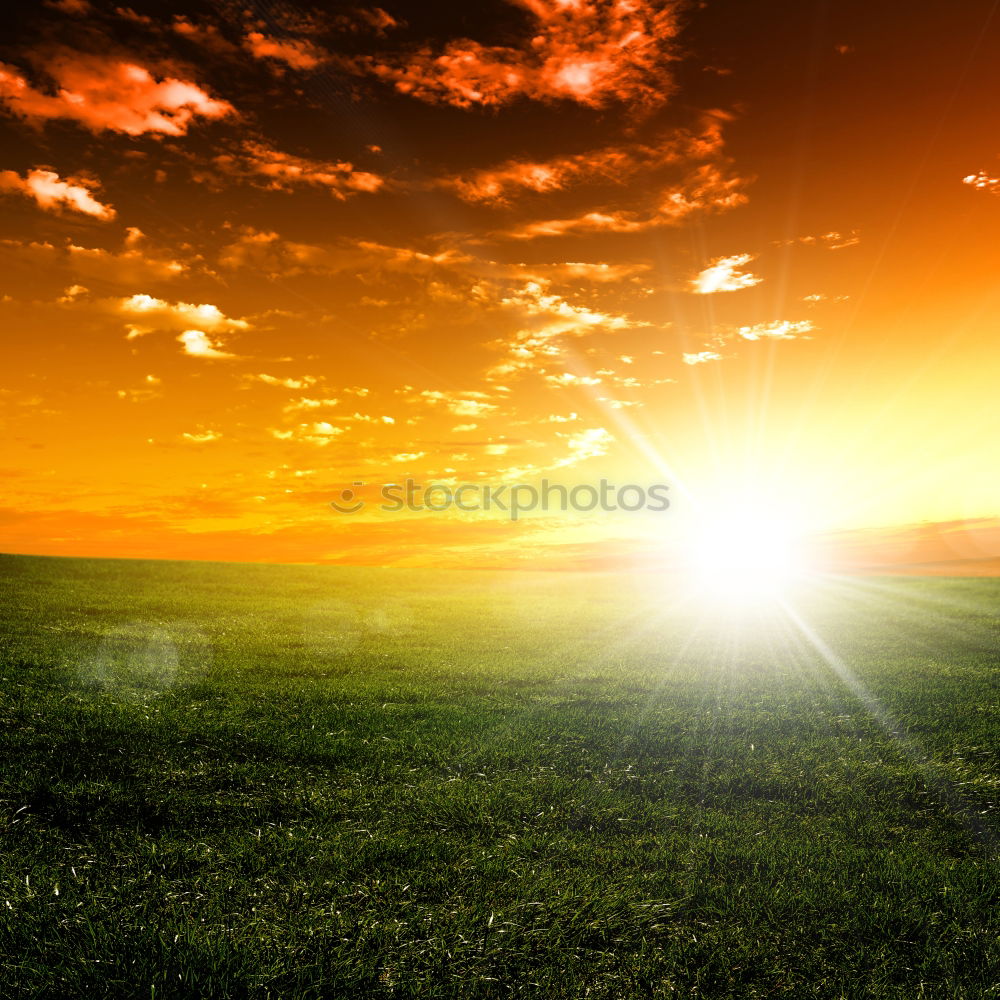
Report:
0,54,233,135
365,0,683,109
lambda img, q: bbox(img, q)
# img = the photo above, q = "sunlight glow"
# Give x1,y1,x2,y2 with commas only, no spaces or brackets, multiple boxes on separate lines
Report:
688,496,806,603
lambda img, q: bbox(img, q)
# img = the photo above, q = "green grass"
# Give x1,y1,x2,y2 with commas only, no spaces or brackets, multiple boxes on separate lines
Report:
1,553,998,998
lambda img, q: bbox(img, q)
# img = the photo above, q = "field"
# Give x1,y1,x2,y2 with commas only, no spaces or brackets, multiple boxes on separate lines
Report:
1,553,998,998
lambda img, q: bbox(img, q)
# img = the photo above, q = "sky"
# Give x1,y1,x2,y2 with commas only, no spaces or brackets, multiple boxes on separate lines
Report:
1,0,999,570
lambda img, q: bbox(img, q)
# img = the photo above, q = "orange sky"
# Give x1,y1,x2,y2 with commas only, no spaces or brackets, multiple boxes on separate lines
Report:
1,0,999,570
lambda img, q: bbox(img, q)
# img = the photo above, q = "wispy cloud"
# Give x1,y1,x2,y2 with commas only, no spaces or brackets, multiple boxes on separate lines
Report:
775,230,860,250
444,114,730,205
212,142,384,198
505,164,750,239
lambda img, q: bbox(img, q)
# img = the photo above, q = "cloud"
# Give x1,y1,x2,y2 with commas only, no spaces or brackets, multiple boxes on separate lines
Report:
352,8,400,34
488,280,643,379
253,373,318,390
117,294,248,338
545,372,602,386
212,142,384,198
171,17,238,53
418,390,498,417
363,0,683,110
218,229,471,279
445,115,729,205
505,164,749,239
552,426,613,467
599,398,643,409
4,230,186,283
354,241,472,269
270,422,346,446
736,319,813,341
46,0,92,13
0,54,233,135
182,429,222,443
963,171,1000,195
682,351,722,365
178,330,234,359
501,280,633,327
218,228,347,276
682,320,812,365
59,284,88,303
282,397,339,413
691,253,762,294
775,230,860,250
243,32,328,70
0,168,115,219
534,261,651,283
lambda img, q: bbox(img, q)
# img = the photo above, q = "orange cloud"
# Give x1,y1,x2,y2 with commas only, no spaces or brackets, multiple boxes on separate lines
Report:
963,171,1000,194
685,319,814,364
418,389,499,417
352,7,400,34
270,422,346,446
691,253,761,294
531,261,651,283
217,230,467,279
0,54,233,135
682,350,723,365
490,279,642,378
46,0,92,13
212,142,384,198
736,319,812,341
0,167,115,219
364,0,683,109
181,428,222,442
171,18,237,53
243,32,327,70
116,294,248,339
178,330,234,359
445,115,728,205
3,229,186,283
507,163,749,239
775,230,860,250
552,426,613,466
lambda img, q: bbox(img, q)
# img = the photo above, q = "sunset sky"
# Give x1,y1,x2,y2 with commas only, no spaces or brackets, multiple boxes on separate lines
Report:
2,0,999,569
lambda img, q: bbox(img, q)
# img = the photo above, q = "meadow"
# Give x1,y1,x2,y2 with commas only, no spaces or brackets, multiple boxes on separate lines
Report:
0,552,998,998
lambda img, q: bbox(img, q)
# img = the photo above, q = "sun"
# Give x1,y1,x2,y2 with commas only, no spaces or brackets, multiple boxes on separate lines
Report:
687,495,807,602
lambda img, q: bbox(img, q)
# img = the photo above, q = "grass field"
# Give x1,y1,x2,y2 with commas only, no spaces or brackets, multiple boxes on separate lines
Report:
1,553,998,998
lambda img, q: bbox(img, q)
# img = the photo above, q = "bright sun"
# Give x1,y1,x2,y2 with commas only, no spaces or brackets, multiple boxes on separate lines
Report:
688,496,806,601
